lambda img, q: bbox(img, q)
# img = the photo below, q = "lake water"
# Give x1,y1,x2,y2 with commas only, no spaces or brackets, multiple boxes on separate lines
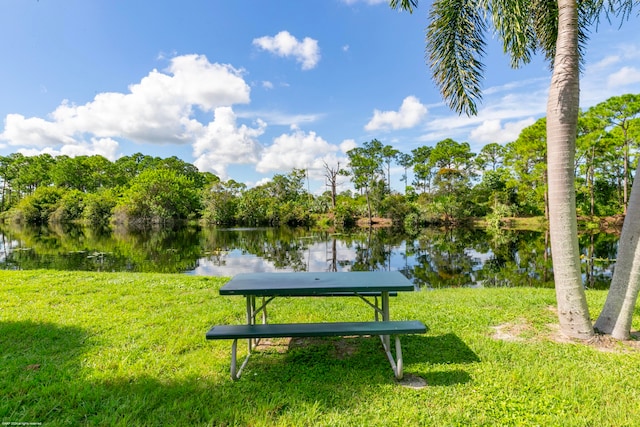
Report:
0,223,619,289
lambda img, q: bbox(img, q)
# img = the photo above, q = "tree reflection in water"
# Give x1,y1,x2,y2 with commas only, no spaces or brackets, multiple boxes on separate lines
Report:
0,223,618,289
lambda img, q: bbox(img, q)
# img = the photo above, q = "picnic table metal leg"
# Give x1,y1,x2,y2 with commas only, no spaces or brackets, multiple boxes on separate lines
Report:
378,291,405,379
262,296,267,324
231,339,239,380
381,335,404,380
230,338,252,381
381,291,391,350
395,336,403,379
246,296,254,352
381,291,390,321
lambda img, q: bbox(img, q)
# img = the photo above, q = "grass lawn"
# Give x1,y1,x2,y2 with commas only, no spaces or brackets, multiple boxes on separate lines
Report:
1,270,639,426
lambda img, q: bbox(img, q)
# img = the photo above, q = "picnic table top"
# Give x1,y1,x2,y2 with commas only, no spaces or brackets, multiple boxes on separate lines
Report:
219,271,414,296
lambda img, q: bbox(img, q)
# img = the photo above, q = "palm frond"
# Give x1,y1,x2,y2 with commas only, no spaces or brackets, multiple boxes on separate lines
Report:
389,0,420,13
489,0,537,68
427,0,487,115
531,0,558,66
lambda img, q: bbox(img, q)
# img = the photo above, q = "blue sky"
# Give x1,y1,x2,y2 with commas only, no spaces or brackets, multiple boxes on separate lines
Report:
1,0,640,192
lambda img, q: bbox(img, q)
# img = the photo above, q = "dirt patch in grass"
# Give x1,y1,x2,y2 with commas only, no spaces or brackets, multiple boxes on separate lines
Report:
546,324,640,352
588,332,640,352
491,320,533,342
254,338,292,353
396,373,428,389
288,336,365,359
491,316,640,353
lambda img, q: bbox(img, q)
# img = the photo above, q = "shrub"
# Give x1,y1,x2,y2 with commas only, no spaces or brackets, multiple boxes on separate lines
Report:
49,189,85,223
83,190,118,226
10,187,64,225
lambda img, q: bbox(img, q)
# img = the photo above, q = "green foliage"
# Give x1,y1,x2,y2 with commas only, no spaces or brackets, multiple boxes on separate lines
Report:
202,181,243,225
235,186,269,226
485,202,516,234
82,189,118,227
333,198,358,228
230,170,313,227
346,140,386,221
114,169,201,225
411,145,433,193
49,189,85,223
279,200,312,226
10,186,65,225
12,153,55,196
51,155,117,192
379,194,415,227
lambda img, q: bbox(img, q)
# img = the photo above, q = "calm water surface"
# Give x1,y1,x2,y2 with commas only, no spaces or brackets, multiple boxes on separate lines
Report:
0,223,618,289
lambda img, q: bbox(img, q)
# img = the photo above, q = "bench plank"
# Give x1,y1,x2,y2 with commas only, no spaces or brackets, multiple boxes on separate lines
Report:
206,320,426,340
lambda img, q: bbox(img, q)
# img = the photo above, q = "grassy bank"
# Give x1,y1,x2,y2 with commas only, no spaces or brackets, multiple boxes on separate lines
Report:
1,270,639,426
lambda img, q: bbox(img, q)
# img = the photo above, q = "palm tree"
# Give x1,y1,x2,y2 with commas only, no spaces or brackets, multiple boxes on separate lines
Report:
390,0,636,339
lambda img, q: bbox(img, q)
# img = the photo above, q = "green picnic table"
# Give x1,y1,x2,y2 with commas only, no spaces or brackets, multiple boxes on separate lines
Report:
206,271,426,380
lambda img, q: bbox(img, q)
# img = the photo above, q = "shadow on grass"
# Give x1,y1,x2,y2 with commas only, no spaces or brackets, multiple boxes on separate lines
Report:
0,322,397,425
0,320,88,375
399,333,479,386
0,322,480,425
0,321,90,424
412,333,481,365
250,332,480,387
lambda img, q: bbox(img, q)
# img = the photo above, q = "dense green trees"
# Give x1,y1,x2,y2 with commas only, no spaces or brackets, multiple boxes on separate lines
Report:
1,153,212,227
113,169,202,226
344,139,386,224
0,93,638,235
505,118,548,217
202,170,312,227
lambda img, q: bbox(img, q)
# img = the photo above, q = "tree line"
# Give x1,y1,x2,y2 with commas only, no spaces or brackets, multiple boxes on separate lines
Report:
0,93,638,229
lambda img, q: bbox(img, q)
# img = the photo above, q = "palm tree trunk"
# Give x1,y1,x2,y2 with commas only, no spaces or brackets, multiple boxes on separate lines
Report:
623,139,629,214
589,147,595,216
594,160,640,339
546,0,594,339
365,185,372,224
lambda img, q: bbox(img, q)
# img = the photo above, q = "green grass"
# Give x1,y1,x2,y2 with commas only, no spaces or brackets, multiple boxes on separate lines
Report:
1,270,639,426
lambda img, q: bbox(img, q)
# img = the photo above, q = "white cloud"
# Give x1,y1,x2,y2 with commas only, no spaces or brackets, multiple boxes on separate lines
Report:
607,66,640,88
237,110,322,126
19,138,120,160
256,127,339,173
484,77,548,96
261,81,274,90
0,54,251,163
340,139,357,153
591,55,622,70
469,118,536,144
581,42,640,106
365,96,427,131
255,177,272,187
192,107,266,179
165,55,250,109
252,31,320,70
2,113,77,147
424,87,547,140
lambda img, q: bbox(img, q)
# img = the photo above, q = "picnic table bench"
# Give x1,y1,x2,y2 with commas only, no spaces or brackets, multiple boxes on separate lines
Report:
206,271,426,380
